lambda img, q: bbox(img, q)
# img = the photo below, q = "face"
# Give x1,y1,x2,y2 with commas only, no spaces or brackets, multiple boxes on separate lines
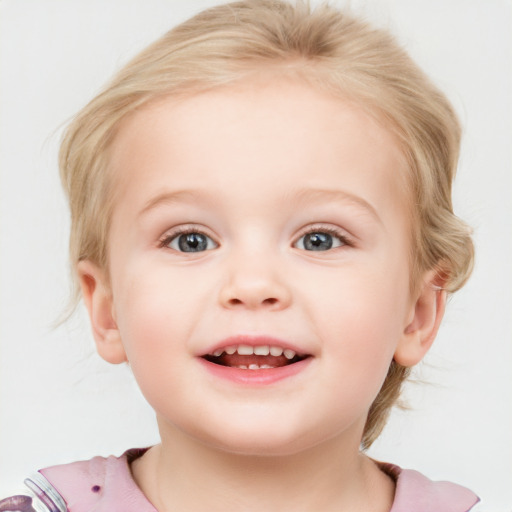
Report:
96,78,418,456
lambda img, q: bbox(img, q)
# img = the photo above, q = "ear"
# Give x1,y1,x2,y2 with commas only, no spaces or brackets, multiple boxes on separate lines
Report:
77,260,127,364
394,269,447,367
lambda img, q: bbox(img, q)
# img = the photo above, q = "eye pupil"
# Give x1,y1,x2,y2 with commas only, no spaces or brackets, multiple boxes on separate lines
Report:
304,232,333,251
178,233,207,252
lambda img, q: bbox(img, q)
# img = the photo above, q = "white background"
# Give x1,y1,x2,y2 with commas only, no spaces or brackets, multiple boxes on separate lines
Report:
0,0,511,509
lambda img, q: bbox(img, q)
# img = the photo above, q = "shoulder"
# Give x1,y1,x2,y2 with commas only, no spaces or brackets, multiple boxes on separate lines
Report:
0,449,155,512
378,462,480,512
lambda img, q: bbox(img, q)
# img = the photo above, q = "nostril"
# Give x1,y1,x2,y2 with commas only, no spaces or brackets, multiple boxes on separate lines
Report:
227,297,278,307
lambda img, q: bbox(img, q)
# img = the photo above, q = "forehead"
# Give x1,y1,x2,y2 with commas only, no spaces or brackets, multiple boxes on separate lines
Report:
107,77,409,226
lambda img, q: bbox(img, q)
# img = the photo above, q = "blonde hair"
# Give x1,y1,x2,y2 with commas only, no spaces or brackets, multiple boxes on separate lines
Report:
59,0,474,448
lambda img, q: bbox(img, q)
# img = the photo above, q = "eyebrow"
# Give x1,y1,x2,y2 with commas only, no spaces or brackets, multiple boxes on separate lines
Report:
291,188,382,225
138,189,209,217
138,187,382,224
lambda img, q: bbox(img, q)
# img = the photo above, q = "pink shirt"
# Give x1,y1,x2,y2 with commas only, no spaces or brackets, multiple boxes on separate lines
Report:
13,449,480,511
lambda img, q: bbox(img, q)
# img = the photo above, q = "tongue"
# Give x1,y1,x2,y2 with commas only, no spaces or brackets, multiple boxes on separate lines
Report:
215,354,290,368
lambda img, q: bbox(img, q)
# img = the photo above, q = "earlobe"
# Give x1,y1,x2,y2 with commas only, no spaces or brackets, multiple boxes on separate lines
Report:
394,270,447,367
77,260,127,364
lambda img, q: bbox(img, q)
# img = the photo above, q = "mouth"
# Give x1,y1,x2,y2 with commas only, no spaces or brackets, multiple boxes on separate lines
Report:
202,344,310,370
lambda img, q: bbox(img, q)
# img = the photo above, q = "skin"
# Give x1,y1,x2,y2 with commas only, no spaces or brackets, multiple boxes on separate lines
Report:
79,77,446,511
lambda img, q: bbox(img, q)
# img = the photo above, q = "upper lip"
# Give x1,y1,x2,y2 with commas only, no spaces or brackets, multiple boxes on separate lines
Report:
199,334,311,358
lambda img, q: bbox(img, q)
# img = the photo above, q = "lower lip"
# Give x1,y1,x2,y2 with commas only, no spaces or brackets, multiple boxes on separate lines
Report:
198,357,312,385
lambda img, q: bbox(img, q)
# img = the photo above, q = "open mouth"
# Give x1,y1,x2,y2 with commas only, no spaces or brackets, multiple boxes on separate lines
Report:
202,344,309,370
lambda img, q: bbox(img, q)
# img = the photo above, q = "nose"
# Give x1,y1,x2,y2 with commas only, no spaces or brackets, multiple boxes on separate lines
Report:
218,253,292,311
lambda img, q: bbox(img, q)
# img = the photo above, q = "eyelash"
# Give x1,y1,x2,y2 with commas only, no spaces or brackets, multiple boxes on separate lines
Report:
158,226,215,249
158,224,353,251
294,225,353,249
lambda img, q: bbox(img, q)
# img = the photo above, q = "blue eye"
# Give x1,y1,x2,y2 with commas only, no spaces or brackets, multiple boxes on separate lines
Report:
164,231,218,252
295,230,347,251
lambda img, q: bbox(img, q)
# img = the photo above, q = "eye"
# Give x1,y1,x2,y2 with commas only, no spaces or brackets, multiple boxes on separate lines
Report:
294,228,349,251
161,229,218,253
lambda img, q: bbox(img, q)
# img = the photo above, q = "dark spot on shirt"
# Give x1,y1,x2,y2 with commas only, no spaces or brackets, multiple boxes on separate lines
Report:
91,485,101,493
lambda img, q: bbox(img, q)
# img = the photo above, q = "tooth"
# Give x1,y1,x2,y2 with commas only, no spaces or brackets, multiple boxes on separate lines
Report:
225,346,236,355
237,345,254,355
270,346,283,357
254,345,270,356
213,349,223,357
248,364,260,370
284,349,296,360
260,365,274,369
238,365,248,369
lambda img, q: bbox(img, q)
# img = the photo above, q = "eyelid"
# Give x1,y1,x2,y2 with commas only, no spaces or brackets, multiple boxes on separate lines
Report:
293,223,354,248
158,224,219,250
157,222,353,251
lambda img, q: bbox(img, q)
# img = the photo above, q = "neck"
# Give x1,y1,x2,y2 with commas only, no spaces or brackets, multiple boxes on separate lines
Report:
131,424,394,512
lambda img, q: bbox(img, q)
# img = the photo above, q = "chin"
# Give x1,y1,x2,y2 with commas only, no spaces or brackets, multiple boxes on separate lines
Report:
194,420,325,458
212,438,311,458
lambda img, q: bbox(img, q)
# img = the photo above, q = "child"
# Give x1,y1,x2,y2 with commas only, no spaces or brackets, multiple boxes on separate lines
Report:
1,1,481,510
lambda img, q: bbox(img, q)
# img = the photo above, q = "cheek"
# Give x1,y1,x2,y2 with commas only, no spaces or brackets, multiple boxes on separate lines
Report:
109,258,219,372
111,277,194,414
311,257,409,329
110,263,176,352
309,263,410,380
